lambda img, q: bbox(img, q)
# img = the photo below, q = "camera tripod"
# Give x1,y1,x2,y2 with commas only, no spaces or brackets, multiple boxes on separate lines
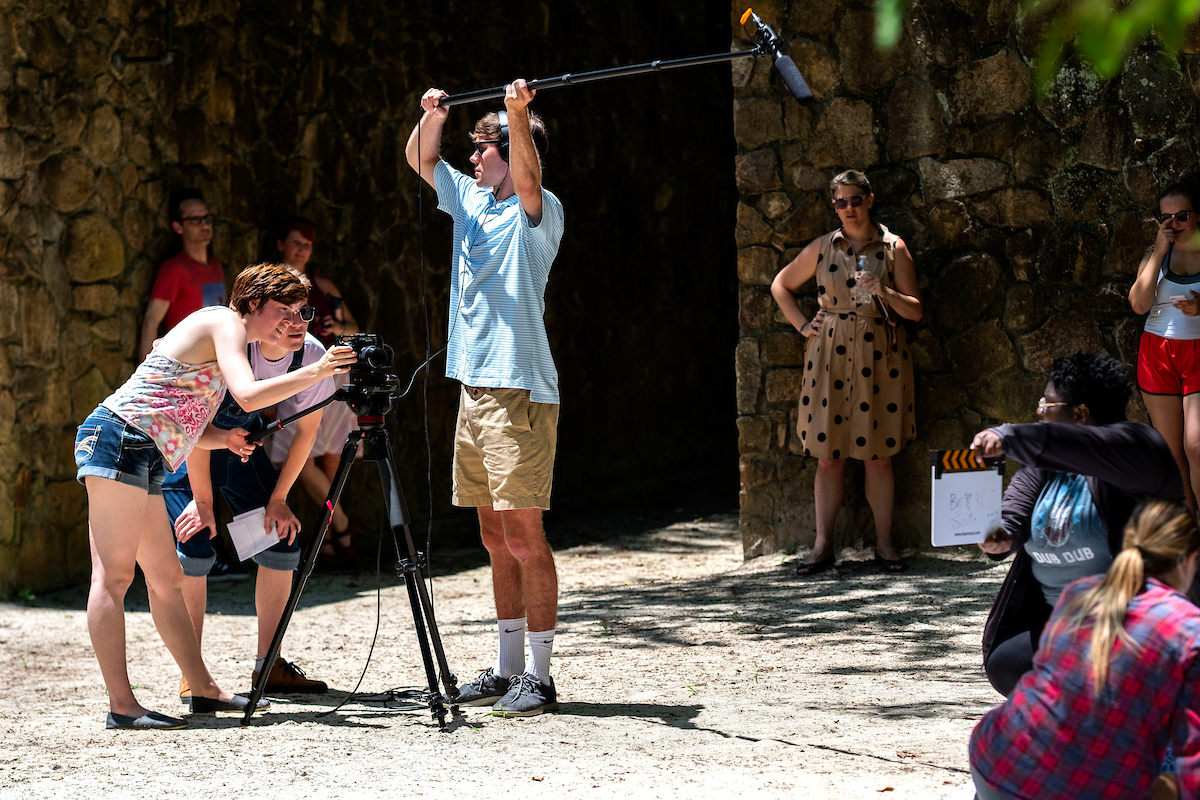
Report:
240,379,460,729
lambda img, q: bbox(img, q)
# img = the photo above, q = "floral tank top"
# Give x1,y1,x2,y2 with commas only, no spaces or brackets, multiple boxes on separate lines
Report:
101,349,227,472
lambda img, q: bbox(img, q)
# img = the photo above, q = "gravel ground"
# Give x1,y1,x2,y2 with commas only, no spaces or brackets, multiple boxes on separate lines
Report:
0,510,1005,799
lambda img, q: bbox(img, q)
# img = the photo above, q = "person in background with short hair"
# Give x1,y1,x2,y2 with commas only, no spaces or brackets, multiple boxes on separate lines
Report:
971,352,1184,697
770,169,923,575
1129,181,1200,512
139,189,225,362
75,263,355,730
273,216,363,569
969,500,1200,800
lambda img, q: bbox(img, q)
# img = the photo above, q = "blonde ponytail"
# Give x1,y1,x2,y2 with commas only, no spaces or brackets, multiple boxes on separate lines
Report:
1050,500,1198,695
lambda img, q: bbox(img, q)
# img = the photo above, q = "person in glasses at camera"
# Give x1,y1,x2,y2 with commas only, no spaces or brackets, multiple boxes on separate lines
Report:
770,169,923,576
274,216,364,570
165,282,336,701
139,189,226,362
406,80,564,717
969,353,1184,698
74,263,355,730
1129,181,1200,512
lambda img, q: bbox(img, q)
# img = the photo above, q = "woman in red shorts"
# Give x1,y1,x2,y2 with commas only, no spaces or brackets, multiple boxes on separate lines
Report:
1130,182,1200,510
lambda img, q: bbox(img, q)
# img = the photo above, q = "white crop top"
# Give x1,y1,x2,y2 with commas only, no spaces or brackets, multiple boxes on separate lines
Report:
1145,245,1200,340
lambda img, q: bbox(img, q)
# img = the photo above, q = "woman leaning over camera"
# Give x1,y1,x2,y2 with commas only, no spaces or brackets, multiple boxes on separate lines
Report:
1130,182,1200,511
75,263,355,730
770,170,923,575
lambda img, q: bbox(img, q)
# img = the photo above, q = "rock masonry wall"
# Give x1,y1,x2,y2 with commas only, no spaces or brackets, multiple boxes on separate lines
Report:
0,0,737,595
733,0,1200,557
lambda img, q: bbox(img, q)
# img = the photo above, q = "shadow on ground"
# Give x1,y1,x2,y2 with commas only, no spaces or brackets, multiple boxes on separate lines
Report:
17,481,741,616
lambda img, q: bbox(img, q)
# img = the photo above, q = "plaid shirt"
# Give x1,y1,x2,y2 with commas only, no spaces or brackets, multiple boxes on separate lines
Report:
971,576,1200,799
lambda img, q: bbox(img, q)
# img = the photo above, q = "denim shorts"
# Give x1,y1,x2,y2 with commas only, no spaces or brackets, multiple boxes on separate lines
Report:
75,406,166,495
163,447,299,575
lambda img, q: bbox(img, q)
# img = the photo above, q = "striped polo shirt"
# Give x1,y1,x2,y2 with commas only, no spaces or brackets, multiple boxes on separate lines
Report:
434,159,564,404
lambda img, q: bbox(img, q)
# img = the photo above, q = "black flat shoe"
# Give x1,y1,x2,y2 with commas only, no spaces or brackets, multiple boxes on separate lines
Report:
795,555,835,576
106,710,187,730
189,694,270,714
875,552,907,573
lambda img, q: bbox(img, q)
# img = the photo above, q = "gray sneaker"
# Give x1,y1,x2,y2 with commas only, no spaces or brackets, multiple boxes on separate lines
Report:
492,673,558,717
454,667,510,707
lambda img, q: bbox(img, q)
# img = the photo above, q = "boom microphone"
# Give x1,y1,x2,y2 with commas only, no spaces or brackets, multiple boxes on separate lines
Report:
741,8,813,103
438,10,811,108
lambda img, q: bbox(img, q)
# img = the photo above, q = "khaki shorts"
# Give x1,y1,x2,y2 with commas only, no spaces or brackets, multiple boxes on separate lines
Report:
452,385,559,511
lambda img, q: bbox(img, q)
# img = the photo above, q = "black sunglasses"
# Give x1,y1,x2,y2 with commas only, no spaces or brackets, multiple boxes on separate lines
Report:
1157,210,1195,225
473,139,501,155
832,195,866,211
294,305,316,322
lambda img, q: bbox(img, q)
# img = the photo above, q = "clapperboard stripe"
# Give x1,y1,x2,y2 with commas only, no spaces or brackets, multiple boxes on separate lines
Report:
929,448,1004,479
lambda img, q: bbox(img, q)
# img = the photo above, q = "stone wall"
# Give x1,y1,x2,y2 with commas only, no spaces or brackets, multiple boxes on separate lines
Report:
0,0,738,596
734,0,1200,557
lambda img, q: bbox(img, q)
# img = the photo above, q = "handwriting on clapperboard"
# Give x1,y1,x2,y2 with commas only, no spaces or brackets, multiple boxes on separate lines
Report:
948,489,997,537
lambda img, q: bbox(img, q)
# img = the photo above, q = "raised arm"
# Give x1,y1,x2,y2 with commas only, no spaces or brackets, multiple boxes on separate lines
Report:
212,320,355,412
770,238,823,338
1130,222,1173,315
993,422,1181,498
405,88,449,188
505,79,543,225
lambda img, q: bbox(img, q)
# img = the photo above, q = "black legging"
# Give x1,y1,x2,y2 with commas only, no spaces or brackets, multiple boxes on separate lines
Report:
985,624,1045,697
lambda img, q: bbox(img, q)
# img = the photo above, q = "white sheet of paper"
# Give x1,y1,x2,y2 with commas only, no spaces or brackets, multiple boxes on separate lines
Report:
930,466,1003,547
227,507,279,562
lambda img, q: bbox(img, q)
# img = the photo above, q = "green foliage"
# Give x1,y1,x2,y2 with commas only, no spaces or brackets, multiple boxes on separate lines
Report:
872,0,1200,89
1030,0,1200,88
873,0,907,51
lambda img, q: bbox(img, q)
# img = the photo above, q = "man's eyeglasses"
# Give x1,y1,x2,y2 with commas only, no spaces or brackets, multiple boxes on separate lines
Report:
180,214,215,226
1156,210,1195,225
292,306,316,322
832,195,866,211
1037,397,1072,414
472,139,501,156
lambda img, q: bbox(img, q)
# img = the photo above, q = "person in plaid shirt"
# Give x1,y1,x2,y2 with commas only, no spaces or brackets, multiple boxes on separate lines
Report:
968,500,1200,800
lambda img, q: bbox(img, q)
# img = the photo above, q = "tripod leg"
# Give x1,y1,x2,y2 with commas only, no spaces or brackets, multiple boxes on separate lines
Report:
241,431,364,725
375,447,459,729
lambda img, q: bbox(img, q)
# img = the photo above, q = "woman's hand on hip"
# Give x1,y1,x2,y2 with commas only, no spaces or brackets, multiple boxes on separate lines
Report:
802,309,826,338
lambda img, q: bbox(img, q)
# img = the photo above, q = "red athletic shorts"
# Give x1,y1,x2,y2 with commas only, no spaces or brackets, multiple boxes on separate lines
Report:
1138,330,1200,395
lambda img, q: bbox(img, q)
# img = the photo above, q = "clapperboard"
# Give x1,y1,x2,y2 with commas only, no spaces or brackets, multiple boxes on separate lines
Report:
929,449,1005,547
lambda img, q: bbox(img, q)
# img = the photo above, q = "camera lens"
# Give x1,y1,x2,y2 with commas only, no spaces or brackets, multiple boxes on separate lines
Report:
359,345,393,370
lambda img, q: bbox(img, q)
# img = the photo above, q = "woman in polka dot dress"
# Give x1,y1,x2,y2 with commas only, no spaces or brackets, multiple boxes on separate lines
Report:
770,170,924,575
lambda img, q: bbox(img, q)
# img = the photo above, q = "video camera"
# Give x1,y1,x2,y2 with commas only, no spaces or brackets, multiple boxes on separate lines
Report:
335,333,399,419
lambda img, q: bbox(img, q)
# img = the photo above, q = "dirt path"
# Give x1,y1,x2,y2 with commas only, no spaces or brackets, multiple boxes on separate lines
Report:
0,511,1005,799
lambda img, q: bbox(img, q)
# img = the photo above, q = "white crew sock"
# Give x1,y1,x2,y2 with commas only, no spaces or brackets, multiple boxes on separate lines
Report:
526,629,555,685
255,656,267,673
496,617,527,678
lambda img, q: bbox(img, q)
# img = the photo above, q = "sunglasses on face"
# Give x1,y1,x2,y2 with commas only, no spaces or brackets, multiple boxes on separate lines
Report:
472,139,501,156
180,214,215,226
291,306,316,322
1157,210,1195,225
832,195,866,211
1037,397,1072,414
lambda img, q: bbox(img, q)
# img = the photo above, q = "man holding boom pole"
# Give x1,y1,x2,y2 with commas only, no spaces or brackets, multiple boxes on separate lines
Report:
405,80,565,716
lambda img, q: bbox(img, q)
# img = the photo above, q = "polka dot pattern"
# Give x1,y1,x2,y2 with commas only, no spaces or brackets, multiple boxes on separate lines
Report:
795,225,916,461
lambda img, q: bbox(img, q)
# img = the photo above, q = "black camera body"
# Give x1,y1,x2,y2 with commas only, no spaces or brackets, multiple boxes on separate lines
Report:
335,333,399,419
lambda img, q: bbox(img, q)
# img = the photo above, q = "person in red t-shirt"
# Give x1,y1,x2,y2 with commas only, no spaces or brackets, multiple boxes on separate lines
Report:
138,189,227,361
